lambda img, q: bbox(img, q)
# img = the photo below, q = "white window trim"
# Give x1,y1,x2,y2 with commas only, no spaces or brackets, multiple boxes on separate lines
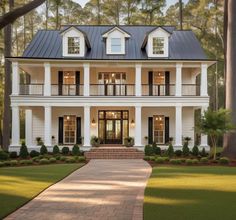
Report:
106,36,125,55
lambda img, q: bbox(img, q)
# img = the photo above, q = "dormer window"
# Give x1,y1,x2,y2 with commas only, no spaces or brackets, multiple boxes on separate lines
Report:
68,37,80,54
111,38,122,53
153,37,164,55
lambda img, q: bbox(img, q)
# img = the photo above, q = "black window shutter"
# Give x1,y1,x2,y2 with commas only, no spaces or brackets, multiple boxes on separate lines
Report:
148,117,153,144
58,117,64,144
165,117,170,144
76,117,82,144
75,71,80,95
148,71,153,96
165,71,170,96
58,71,63,95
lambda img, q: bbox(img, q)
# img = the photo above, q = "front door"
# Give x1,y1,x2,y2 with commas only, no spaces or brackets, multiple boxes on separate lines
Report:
98,110,129,144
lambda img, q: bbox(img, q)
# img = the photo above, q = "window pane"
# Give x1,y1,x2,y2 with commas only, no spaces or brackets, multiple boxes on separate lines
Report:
64,115,76,144
153,115,165,144
111,38,121,53
68,37,80,54
153,37,164,55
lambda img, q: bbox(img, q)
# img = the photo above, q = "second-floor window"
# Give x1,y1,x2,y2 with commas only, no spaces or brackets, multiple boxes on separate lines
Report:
153,37,165,55
68,37,80,54
111,38,122,53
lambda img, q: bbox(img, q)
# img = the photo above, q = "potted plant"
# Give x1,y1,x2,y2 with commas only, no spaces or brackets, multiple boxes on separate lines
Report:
124,137,134,147
52,135,55,144
90,136,101,147
144,136,148,144
36,137,43,146
169,137,174,145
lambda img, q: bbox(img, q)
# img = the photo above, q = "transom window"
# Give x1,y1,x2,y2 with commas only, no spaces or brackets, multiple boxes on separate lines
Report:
63,71,75,84
64,115,76,144
153,37,165,55
153,115,165,144
68,37,80,54
111,38,122,53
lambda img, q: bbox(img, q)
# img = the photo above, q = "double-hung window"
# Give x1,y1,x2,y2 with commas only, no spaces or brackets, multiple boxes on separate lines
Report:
153,37,165,55
68,37,80,54
111,38,122,53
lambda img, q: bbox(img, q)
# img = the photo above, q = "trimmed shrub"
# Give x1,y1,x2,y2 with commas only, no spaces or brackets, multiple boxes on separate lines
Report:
200,157,209,163
9,151,18,159
30,150,40,158
149,156,156,161
200,148,207,157
192,145,199,156
55,155,61,160
144,145,154,156
175,150,182,157
124,137,134,147
32,157,40,162
61,147,70,155
219,157,230,165
60,156,67,161
40,145,48,155
0,162,5,167
192,159,199,164
19,144,29,159
180,158,186,163
53,145,60,155
170,159,182,165
20,160,32,165
167,144,174,158
4,161,11,166
144,156,150,161
66,158,76,163
155,157,165,164
182,143,190,157
152,142,161,155
72,144,80,156
39,158,50,164
186,159,193,165
49,158,57,163
78,156,86,162
162,157,170,162
0,150,9,160
10,160,18,166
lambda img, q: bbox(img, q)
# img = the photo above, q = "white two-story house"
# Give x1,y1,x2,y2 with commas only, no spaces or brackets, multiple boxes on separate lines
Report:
8,25,215,153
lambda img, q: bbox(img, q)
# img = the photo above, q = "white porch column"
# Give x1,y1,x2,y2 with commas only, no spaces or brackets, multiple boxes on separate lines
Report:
44,62,51,96
44,106,52,146
134,106,142,148
175,105,182,147
175,63,182,96
25,109,33,146
135,64,142,96
11,106,20,146
200,63,208,96
12,62,19,95
83,63,90,96
200,106,209,149
84,106,91,149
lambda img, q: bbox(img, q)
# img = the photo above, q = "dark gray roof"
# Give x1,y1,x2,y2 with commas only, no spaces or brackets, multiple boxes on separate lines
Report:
22,25,208,60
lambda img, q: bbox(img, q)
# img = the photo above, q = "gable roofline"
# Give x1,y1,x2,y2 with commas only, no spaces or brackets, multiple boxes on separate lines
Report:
101,26,131,38
60,26,91,49
141,26,173,49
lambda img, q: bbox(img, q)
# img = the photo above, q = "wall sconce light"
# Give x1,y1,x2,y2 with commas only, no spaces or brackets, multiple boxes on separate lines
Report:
91,118,96,125
131,119,135,126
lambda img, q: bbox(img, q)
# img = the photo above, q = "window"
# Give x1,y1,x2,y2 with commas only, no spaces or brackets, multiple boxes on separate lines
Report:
63,71,75,84
68,37,80,54
111,38,122,53
153,115,165,144
64,115,76,144
153,37,165,55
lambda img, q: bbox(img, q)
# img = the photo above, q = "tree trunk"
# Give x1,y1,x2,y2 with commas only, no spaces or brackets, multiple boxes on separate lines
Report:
3,0,14,150
179,0,183,30
223,0,236,158
45,0,48,29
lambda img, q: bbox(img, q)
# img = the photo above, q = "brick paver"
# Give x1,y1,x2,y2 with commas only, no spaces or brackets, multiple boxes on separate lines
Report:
5,159,151,220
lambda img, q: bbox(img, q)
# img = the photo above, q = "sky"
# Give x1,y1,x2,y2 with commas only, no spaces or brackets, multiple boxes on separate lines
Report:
73,0,189,8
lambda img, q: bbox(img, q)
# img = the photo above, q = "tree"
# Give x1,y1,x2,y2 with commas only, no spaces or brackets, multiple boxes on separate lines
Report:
196,109,235,160
179,0,183,30
0,0,46,29
223,0,236,158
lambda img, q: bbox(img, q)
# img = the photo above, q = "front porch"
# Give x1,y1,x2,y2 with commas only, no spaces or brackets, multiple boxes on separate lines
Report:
10,105,209,152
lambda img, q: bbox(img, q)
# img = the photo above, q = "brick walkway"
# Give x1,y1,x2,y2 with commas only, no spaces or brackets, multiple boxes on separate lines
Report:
5,160,151,220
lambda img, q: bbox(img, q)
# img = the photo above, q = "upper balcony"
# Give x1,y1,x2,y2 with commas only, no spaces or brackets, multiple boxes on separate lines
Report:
11,61,208,99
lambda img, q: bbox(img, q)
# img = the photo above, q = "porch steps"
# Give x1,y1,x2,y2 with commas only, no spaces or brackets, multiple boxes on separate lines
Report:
85,147,144,159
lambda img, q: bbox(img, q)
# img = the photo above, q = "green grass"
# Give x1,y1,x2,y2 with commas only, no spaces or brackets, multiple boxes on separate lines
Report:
0,164,83,219
144,166,236,220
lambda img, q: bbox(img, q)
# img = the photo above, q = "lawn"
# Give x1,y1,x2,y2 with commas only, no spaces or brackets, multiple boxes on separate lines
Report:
144,166,236,220
0,164,83,219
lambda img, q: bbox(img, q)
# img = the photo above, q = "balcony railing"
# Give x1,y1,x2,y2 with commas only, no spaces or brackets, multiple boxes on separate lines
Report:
90,84,135,96
142,84,176,96
19,84,44,95
18,83,200,96
51,84,83,96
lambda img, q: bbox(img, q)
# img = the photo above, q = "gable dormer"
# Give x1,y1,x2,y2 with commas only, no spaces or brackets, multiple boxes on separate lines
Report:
60,26,91,57
142,27,171,58
102,26,131,55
